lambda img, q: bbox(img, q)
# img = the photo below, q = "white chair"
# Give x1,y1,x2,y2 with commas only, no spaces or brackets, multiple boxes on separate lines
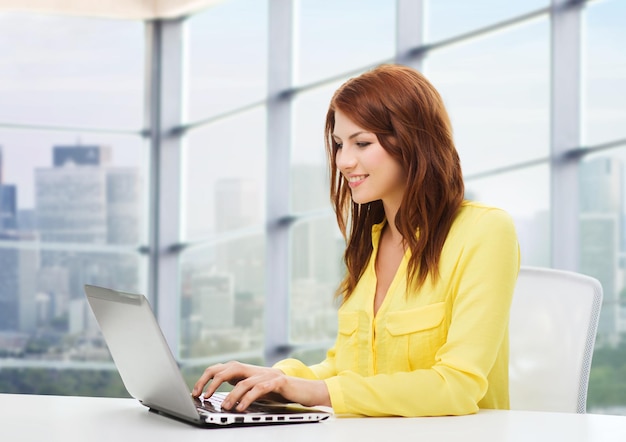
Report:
508,266,603,414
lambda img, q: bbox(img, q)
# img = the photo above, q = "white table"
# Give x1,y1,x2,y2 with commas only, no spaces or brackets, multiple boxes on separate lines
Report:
2,393,626,442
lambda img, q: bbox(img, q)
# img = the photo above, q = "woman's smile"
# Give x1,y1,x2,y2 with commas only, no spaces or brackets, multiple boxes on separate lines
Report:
346,174,369,187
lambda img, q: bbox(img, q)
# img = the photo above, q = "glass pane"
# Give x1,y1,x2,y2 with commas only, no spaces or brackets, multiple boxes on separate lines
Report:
579,148,626,415
0,130,149,392
0,130,148,245
583,0,626,146
183,108,266,240
294,0,395,86
0,241,147,393
186,0,268,122
289,216,342,344
0,13,144,129
425,0,548,43
424,18,550,176
465,163,550,268
291,80,346,213
179,235,265,361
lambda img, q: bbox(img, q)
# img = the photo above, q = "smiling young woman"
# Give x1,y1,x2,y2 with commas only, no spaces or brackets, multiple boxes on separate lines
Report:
193,64,520,418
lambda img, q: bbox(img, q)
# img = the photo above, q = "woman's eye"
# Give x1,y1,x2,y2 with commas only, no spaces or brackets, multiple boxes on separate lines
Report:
335,142,343,149
356,142,371,148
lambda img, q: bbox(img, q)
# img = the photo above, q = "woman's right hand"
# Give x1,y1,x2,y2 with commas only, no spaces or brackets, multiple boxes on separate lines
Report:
192,361,330,412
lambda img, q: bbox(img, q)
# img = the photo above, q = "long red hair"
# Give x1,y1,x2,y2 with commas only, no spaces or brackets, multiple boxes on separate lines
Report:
325,64,464,301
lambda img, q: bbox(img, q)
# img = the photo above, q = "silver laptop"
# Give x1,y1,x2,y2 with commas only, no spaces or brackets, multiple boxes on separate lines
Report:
84,284,331,427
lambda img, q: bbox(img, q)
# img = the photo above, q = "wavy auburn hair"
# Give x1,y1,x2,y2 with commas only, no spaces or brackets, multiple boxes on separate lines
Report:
326,64,464,301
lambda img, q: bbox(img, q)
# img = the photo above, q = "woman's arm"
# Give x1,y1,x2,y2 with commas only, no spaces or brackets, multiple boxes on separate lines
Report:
191,361,331,411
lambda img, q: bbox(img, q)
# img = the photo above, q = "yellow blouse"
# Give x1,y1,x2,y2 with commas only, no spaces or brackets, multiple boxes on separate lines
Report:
274,201,520,417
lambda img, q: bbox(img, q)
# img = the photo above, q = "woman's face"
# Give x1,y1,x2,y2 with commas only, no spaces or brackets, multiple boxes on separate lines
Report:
333,110,406,208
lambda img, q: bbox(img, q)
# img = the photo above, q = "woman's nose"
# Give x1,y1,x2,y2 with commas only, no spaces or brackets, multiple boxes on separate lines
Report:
336,146,356,171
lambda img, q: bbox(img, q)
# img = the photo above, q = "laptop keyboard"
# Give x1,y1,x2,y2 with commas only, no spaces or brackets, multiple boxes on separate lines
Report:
195,392,269,414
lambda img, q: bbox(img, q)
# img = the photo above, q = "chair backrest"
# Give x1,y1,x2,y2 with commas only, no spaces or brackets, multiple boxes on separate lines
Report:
508,266,603,414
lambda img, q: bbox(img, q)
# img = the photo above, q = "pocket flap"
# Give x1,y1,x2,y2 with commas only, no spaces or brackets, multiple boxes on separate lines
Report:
338,311,359,335
385,302,446,336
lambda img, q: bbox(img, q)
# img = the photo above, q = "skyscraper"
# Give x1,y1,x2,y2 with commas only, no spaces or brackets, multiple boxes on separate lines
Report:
180,177,265,357
0,184,17,231
213,177,263,298
0,231,38,332
0,146,18,231
290,164,342,342
53,145,111,167
34,145,141,332
579,157,622,345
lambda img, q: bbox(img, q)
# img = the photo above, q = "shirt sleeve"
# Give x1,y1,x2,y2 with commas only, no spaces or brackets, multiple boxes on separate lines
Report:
277,208,520,417
273,345,339,380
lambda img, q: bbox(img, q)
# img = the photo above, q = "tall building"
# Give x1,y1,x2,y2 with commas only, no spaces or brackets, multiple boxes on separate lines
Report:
0,231,22,331
290,164,342,342
0,231,38,333
0,146,36,333
0,147,18,231
106,169,141,244
53,145,111,167
36,165,108,243
179,177,265,357
0,184,17,231
290,164,340,284
34,145,141,324
213,177,264,298
579,157,622,345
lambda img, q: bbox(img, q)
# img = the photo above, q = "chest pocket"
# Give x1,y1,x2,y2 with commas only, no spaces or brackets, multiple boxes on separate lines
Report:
335,311,360,372
384,302,447,371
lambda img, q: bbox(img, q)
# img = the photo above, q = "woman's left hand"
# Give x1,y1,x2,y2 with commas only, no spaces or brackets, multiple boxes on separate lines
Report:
191,361,331,411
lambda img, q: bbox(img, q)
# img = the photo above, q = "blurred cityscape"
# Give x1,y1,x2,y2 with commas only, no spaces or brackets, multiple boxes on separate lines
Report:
0,144,342,367
509,156,626,348
0,145,142,363
0,144,625,410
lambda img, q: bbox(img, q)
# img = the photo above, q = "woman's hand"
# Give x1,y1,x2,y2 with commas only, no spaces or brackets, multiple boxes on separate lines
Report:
191,361,331,412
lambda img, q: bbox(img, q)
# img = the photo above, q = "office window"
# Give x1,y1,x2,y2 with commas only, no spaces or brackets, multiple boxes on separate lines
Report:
183,109,267,240
579,0,626,414
179,235,265,361
291,81,346,213
182,0,269,368
0,12,145,396
424,0,549,43
289,80,347,348
583,0,626,146
424,18,550,176
186,0,268,122
0,13,143,129
293,0,395,86
181,109,267,365
289,216,342,346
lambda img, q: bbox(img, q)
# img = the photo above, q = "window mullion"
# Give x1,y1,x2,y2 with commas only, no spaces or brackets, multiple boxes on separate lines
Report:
396,0,425,70
146,18,185,356
265,0,294,365
550,0,583,271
